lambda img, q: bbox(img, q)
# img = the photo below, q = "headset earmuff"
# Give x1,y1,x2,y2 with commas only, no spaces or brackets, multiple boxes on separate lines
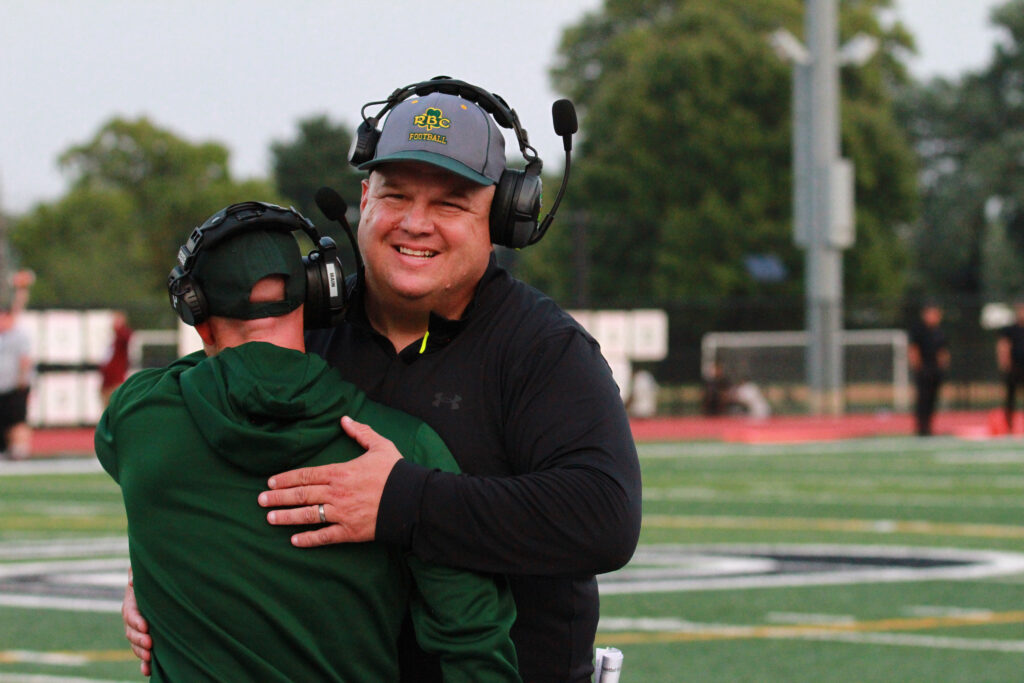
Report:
349,120,381,168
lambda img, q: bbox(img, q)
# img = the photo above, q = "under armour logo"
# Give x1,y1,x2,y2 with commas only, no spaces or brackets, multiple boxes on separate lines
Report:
432,393,462,410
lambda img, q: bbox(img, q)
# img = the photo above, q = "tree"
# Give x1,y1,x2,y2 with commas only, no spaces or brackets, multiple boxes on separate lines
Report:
270,115,364,273
897,0,1024,302
10,117,278,315
519,0,918,312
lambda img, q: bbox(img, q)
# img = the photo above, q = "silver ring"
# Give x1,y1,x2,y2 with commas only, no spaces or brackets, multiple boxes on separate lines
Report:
318,503,327,524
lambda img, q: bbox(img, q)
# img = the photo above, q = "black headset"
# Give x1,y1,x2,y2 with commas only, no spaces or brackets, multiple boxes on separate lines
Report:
349,76,545,249
167,201,347,328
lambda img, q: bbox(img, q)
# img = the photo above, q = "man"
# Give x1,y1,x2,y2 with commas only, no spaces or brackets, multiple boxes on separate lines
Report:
100,213,519,681
125,84,642,682
908,302,950,436
99,311,133,406
997,298,1024,432
0,270,35,460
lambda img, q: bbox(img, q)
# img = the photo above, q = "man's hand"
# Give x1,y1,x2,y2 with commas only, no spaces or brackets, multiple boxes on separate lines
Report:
258,416,402,546
122,570,152,676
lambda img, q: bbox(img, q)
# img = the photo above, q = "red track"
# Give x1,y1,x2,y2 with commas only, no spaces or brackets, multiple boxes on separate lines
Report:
23,409,1019,459
629,409,1011,443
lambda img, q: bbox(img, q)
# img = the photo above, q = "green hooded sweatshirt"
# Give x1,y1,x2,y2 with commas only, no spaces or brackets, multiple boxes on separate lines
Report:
95,342,519,682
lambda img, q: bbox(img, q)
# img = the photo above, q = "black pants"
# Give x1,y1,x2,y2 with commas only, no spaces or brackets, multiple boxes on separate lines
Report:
1004,367,1024,430
914,369,942,436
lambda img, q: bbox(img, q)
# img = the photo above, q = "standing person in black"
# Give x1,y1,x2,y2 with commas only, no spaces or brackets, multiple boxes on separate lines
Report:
121,79,642,683
908,303,950,436
997,299,1024,433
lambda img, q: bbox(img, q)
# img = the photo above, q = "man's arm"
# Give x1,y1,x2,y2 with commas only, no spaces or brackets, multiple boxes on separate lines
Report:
263,330,642,576
405,553,520,682
908,342,922,373
387,330,641,575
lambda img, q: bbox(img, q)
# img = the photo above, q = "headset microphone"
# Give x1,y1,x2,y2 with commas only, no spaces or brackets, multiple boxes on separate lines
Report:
314,186,363,272
530,99,578,246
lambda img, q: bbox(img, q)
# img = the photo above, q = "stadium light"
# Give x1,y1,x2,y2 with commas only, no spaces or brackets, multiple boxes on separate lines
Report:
839,34,879,66
769,29,811,66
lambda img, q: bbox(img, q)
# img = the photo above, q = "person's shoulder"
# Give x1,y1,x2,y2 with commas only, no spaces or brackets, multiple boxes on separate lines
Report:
108,351,204,407
483,270,591,340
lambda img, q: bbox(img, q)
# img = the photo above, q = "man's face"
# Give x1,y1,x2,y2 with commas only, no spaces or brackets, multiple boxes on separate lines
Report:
922,306,942,327
358,161,495,320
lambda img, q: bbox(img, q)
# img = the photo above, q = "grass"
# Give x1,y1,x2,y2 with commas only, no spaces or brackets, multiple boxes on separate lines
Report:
3,436,1024,681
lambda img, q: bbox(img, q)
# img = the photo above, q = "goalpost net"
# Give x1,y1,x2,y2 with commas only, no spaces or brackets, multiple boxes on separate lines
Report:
700,329,910,413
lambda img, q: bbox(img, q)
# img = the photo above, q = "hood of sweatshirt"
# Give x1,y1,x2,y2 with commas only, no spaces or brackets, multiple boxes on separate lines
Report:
178,342,360,475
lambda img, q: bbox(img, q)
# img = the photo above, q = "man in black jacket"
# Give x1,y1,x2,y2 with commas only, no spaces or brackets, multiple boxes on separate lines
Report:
997,299,1024,432
908,302,949,436
124,82,642,683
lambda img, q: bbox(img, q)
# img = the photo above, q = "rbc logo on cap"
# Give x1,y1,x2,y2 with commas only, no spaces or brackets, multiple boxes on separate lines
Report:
413,107,451,131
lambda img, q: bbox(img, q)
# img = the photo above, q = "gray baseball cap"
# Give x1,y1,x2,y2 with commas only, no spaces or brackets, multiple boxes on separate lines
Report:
359,91,506,185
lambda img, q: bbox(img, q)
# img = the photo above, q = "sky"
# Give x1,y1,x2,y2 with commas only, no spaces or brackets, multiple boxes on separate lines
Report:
0,0,1010,215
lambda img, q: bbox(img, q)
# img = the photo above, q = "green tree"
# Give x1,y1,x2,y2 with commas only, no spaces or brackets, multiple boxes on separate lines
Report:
270,114,364,273
897,0,1024,301
520,0,917,311
10,117,278,315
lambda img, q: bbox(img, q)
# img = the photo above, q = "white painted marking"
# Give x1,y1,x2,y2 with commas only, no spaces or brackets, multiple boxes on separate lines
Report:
0,537,127,559
798,631,1024,652
0,459,102,476
936,450,1024,464
905,606,994,618
766,612,856,624
0,558,129,579
598,544,1024,595
598,617,706,632
0,594,122,613
1,650,88,665
642,486,1024,509
0,674,130,683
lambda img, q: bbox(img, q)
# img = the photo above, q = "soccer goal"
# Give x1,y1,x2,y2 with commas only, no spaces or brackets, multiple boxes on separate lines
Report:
700,329,910,412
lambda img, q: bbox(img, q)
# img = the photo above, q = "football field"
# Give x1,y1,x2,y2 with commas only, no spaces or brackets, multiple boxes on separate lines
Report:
3,435,1024,682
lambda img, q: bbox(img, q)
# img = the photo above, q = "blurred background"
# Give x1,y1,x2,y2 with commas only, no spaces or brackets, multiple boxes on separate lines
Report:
1,0,1020,422
7,5,1024,682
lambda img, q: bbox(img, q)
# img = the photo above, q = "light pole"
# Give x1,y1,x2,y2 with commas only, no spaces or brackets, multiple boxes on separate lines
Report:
771,0,867,415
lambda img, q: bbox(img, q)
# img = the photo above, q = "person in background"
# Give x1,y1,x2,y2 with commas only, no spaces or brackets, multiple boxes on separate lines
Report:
0,270,34,460
701,360,733,416
99,311,133,406
626,367,659,419
98,209,519,681
908,302,949,436
996,298,1024,433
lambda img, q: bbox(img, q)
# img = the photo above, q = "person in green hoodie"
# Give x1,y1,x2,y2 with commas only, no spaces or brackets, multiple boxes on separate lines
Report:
94,203,519,682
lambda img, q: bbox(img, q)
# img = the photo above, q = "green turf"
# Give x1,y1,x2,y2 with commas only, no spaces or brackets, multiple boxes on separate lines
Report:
3,437,1024,681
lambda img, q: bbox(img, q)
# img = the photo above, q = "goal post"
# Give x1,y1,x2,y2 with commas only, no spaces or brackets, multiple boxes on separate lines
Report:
701,329,910,412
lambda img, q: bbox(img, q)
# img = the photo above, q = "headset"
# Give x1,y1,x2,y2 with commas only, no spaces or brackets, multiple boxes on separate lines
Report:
350,76,576,249
167,201,347,328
